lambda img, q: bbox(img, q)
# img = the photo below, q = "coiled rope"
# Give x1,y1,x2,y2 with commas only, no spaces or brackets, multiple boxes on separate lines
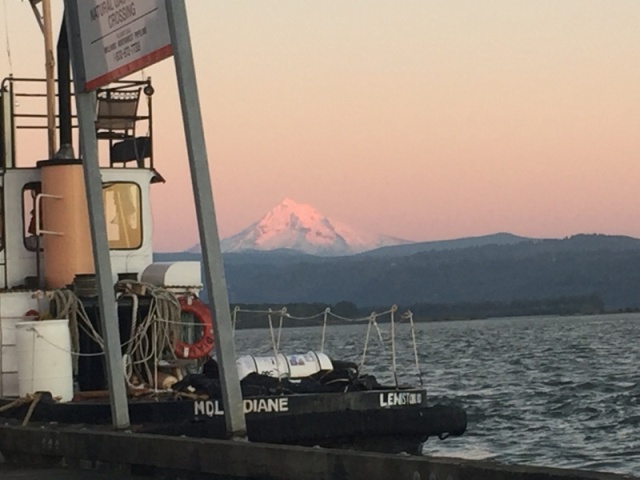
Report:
115,280,182,388
49,289,103,373
47,283,187,388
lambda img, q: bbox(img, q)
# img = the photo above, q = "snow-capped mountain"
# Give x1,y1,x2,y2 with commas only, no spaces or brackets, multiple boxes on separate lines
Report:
189,198,409,256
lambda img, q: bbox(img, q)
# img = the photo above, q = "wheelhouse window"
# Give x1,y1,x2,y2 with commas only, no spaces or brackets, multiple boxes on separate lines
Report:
102,182,142,250
22,182,42,252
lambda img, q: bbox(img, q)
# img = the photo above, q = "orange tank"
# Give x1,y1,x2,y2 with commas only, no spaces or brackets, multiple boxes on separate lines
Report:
39,159,94,289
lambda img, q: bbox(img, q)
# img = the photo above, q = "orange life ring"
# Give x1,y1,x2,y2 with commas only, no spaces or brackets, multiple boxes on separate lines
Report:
174,296,215,359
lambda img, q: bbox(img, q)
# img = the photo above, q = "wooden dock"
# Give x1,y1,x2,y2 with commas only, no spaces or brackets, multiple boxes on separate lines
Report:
0,423,638,480
0,464,138,480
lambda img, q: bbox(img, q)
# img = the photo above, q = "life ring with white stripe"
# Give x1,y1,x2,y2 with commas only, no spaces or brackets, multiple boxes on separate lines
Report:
174,296,215,359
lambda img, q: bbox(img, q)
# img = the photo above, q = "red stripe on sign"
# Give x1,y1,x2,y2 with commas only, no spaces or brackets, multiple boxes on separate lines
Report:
84,44,173,91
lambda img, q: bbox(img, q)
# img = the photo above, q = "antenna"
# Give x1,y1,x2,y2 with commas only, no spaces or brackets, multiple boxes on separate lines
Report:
2,0,13,72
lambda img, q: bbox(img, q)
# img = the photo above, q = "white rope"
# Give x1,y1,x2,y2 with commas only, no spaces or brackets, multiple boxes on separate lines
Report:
320,308,329,353
231,308,309,319
232,306,397,325
123,353,136,389
153,320,158,391
267,308,283,378
360,313,376,371
276,308,285,351
390,305,398,388
232,306,239,336
403,310,423,387
141,317,202,328
371,315,386,348
49,289,104,374
328,306,397,323
26,327,104,357
115,281,182,386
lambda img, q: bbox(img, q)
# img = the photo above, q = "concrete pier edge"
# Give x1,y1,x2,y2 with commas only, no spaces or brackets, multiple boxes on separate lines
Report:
0,424,636,480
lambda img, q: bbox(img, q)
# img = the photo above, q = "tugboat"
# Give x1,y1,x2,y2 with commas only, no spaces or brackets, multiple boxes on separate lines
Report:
0,8,466,457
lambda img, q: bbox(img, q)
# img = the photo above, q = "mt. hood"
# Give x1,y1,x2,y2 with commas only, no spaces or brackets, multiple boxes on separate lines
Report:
190,198,409,256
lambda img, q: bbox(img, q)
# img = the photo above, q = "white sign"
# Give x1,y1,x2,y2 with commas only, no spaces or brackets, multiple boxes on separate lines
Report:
74,0,173,91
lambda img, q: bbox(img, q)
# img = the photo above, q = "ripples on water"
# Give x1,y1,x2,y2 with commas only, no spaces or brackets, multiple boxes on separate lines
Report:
234,313,640,476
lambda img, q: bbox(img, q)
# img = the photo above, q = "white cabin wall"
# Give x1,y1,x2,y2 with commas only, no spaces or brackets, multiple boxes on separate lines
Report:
0,168,154,289
3,169,40,289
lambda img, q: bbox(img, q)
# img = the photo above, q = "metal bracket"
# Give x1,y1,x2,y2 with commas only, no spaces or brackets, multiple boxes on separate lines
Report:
34,193,63,236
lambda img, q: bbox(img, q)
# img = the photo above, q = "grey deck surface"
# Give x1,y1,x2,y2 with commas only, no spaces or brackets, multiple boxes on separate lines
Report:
0,465,136,479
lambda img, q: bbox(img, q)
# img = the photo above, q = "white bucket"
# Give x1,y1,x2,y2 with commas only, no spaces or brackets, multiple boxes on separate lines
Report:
236,351,333,380
16,320,73,402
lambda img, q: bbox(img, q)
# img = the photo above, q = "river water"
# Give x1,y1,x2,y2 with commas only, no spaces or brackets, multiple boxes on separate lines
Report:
3,313,637,478
234,312,640,476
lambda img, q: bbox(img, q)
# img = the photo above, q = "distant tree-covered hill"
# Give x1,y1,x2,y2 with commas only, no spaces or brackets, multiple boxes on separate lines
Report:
155,234,640,312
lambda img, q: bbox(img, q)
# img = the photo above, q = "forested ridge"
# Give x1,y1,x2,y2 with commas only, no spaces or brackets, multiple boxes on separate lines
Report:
156,234,640,317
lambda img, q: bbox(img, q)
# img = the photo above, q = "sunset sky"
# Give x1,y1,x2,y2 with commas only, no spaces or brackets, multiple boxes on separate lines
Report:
2,1,640,252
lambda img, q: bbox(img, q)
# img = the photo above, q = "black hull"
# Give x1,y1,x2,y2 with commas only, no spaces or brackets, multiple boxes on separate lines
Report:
0,390,466,455
141,404,466,454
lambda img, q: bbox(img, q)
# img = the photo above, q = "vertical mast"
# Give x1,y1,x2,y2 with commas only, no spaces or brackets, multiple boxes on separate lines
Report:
29,0,57,157
42,0,57,158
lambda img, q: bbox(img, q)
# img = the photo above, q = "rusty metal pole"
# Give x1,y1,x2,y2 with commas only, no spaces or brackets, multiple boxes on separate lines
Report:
42,0,57,158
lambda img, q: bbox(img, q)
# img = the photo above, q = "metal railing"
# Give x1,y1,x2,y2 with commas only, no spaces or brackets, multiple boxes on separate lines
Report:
0,76,155,170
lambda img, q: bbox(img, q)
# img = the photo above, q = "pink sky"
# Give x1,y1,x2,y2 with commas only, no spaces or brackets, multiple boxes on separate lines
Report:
2,1,640,252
